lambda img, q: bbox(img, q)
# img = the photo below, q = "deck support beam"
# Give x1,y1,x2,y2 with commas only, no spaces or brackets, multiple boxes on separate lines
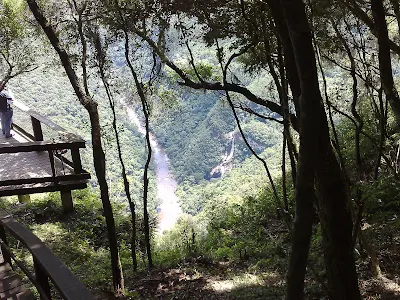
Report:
60,191,73,213
18,194,31,203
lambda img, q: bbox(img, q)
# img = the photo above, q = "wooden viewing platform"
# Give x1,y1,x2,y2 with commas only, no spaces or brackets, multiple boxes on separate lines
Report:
0,100,91,212
0,101,94,299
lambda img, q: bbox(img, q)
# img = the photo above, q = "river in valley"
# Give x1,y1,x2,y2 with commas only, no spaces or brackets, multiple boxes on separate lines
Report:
125,106,182,233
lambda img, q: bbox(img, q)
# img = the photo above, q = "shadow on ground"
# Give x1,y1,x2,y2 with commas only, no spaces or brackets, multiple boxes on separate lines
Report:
126,266,285,300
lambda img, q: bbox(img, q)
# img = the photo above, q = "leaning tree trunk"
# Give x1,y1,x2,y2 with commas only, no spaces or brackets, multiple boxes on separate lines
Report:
372,0,400,126
27,0,125,295
280,0,361,299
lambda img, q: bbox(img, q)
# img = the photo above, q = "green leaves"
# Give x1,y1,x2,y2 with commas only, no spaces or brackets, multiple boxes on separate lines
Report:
0,0,26,42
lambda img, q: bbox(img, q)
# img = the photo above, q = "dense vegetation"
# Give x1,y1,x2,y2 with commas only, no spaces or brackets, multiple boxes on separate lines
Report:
0,0,400,299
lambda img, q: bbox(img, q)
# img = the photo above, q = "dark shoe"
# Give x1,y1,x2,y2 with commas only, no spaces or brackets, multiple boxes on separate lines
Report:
5,134,14,138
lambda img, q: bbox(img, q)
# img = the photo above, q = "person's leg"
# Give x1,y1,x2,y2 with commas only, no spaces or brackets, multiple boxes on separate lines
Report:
5,110,13,137
1,112,5,134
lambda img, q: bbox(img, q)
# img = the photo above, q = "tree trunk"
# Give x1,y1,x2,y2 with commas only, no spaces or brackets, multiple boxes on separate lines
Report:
373,89,386,180
92,31,138,272
267,0,301,116
285,159,316,299
122,32,153,269
27,0,125,294
371,0,400,126
282,134,289,212
141,92,153,269
280,0,361,299
88,105,125,294
344,0,400,56
267,1,317,297
390,0,400,36
359,231,382,277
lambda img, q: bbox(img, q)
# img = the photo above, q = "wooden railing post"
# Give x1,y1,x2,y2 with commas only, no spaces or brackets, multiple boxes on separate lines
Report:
60,190,74,213
71,148,83,173
31,116,44,141
0,224,11,266
48,150,57,183
34,257,51,300
18,194,31,203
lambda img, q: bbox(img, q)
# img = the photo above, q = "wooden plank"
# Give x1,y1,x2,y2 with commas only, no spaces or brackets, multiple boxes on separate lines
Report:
70,149,83,173
0,229,11,266
33,258,50,299
0,286,34,299
54,153,74,170
0,271,13,280
53,155,90,176
0,173,91,187
31,117,43,141
0,264,12,276
0,181,88,197
29,110,64,133
0,149,75,185
0,142,85,154
47,151,56,181
60,191,74,213
0,274,23,293
0,212,94,300
0,290,36,300
0,284,26,299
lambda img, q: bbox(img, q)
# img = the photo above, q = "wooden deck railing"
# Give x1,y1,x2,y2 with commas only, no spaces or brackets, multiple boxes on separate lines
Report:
0,210,95,300
9,99,89,178
0,100,91,210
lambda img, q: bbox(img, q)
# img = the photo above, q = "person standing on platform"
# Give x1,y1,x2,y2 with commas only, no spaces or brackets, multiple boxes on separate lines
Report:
0,89,14,138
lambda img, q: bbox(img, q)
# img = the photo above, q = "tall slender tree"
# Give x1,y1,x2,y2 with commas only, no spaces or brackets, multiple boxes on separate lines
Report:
26,0,125,295
91,29,138,272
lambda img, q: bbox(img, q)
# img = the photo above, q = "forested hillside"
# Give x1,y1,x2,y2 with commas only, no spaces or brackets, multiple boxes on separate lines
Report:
9,66,160,211
0,0,400,299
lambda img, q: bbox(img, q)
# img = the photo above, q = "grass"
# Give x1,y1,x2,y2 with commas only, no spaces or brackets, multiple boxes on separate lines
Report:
1,190,399,299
